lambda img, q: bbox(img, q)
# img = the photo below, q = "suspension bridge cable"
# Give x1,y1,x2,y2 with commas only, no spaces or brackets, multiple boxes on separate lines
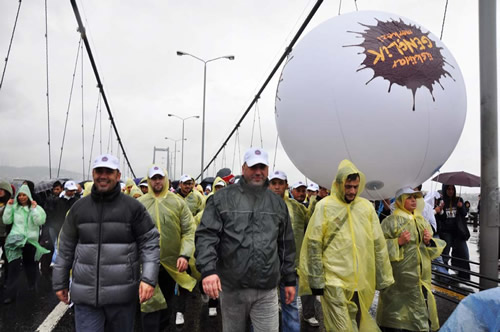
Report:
87,93,101,179
81,40,85,180
0,0,22,91
70,0,136,177
439,0,449,40
272,133,279,170
99,94,102,154
44,0,53,179
338,0,342,15
353,0,358,11
196,0,324,180
256,102,263,148
57,38,82,178
250,101,257,147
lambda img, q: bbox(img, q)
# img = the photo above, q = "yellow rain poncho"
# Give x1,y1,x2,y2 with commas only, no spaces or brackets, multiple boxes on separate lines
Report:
188,176,226,279
82,181,93,197
124,178,135,196
299,160,394,332
129,183,143,198
177,187,205,219
138,168,197,313
377,192,446,331
284,194,308,269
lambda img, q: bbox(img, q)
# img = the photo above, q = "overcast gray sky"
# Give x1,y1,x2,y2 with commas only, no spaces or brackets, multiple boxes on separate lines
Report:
0,0,497,194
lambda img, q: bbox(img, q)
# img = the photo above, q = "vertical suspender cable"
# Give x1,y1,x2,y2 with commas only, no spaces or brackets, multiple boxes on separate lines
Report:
70,0,136,177
440,0,449,40
99,96,102,154
338,0,342,15
57,39,82,178
87,93,101,178
272,133,279,170
256,103,264,148
81,40,85,180
44,0,52,178
0,0,22,91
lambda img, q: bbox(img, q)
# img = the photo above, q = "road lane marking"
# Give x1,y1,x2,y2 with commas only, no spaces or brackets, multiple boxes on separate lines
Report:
36,302,68,332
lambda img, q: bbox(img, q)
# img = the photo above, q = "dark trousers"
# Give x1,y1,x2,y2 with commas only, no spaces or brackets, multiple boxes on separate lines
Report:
440,231,471,280
4,243,38,299
301,295,317,319
142,266,188,330
0,236,9,285
157,266,187,313
74,301,136,332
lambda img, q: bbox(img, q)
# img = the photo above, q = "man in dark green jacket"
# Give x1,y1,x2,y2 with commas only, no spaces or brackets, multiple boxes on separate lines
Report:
195,148,296,332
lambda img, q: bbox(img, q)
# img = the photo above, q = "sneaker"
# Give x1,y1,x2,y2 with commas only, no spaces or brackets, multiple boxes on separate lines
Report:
304,316,320,327
209,307,217,317
175,312,185,325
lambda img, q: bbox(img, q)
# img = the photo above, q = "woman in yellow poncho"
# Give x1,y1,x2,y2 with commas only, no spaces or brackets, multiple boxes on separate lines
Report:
377,187,446,332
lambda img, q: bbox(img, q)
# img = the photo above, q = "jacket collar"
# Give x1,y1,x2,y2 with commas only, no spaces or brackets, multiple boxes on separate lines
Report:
238,176,269,194
91,183,122,202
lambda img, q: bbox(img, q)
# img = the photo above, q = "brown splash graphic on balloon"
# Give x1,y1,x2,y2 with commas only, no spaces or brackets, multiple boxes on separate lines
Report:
347,18,454,110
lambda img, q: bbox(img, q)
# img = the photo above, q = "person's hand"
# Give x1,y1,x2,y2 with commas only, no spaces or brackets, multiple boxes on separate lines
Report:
7,199,13,205
398,230,411,246
56,289,70,304
139,281,155,303
423,229,432,245
434,206,441,214
284,286,296,305
177,257,188,272
31,200,37,208
202,274,222,299
457,201,463,208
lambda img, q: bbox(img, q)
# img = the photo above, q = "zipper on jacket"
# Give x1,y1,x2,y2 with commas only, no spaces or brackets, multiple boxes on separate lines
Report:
96,195,104,306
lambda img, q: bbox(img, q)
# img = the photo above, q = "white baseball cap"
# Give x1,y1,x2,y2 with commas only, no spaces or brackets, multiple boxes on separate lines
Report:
307,183,319,191
243,148,269,167
139,182,148,187
395,187,422,199
269,170,287,181
214,181,226,188
180,174,194,183
93,154,120,170
291,181,307,190
64,180,78,191
148,165,165,178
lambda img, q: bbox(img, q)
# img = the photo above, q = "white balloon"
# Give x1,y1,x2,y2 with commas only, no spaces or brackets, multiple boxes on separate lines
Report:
275,10,467,199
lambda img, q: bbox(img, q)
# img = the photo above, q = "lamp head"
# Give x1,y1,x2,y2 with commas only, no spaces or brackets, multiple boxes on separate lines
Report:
227,56,235,60
176,51,185,56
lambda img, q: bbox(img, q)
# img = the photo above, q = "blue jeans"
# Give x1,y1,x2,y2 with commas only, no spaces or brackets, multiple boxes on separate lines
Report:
74,302,136,332
279,282,300,332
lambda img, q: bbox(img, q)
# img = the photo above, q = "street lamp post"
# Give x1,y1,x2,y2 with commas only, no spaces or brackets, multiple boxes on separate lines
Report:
165,137,186,180
176,51,234,181
168,114,199,175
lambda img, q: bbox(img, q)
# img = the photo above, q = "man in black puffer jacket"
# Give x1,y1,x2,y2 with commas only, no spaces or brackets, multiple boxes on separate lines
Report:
52,154,160,332
196,148,296,332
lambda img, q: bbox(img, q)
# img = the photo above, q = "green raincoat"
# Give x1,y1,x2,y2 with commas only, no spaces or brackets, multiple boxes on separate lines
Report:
138,168,197,313
2,184,49,262
299,160,394,332
377,193,446,331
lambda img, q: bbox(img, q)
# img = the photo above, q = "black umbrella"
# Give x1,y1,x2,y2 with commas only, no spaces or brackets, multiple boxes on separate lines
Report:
432,171,480,187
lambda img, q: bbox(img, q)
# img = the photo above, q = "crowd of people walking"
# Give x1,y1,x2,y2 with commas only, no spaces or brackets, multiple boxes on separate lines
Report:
0,148,479,331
